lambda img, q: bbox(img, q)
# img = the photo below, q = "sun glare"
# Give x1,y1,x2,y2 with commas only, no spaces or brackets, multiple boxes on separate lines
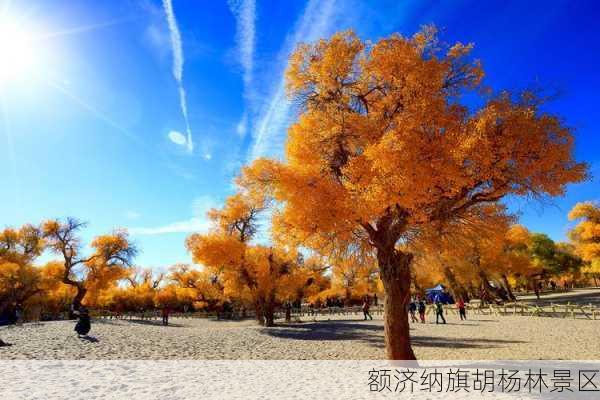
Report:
0,18,38,84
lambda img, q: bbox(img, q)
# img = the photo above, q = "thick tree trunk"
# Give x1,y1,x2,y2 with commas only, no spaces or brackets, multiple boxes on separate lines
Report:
285,304,291,322
67,285,87,318
377,247,416,360
443,266,468,302
72,286,86,308
501,274,516,301
255,301,265,326
264,305,275,327
478,270,505,302
263,292,276,327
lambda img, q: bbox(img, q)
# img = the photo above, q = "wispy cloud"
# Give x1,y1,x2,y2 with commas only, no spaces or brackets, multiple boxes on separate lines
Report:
167,130,187,146
129,196,216,235
236,112,248,137
229,0,256,87
229,0,256,138
124,210,141,220
162,0,194,153
249,0,338,160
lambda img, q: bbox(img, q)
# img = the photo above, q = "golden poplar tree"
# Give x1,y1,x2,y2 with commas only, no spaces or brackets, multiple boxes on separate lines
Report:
240,28,587,359
186,192,315,326
42,218,137,312
569,202,600,285
0,225,45,315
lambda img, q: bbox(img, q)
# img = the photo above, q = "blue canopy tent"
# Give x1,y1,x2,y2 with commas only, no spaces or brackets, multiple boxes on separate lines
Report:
425,284,454,304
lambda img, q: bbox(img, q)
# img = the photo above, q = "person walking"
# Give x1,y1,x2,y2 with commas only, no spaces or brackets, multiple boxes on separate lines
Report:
408,299,418,323
418,299,426,323
457,297,467,321
435,300,446,324
362,297,373,320
162,306,170,326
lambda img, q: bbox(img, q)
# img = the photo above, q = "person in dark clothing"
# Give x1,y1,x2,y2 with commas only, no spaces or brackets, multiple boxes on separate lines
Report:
435,301,446,324
457,298,467,321
162,307,170,326
408,300,418,323
533,282,540,299
74,307,91,337
418,299,426,323
373,294,378,306
362,297,373,320
15,304,23,326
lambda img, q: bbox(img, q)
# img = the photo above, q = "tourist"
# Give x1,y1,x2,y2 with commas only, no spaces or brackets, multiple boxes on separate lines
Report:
550,280,557,291
457,297,467,321
162,306,170,326
74,306,91,337
435,300,446,324
14,303,23,326
362,297,373,320
534,282,540,300
408,299,418,323
418,299,426,323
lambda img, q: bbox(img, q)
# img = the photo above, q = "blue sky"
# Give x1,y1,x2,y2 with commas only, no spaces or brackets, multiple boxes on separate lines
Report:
0,0,598,270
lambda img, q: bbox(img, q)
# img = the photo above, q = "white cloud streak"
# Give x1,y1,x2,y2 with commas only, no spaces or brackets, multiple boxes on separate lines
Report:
128,217,210,235
229,0,256,87
229,0,256,139
249,0,337,161
162,0,194,153
125,210,141,220
129,196,216,236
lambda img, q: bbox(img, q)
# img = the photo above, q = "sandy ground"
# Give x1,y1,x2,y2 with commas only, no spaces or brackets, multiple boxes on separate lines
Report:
1,310,598,360
5,359,599,400
1,289,598,361
2,290,599,399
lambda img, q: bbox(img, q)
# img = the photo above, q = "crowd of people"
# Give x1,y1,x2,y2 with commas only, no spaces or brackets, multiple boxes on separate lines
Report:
359,291,468,325
405,294,469,325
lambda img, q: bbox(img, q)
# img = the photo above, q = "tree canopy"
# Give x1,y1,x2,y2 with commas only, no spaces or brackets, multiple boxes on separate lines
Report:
240,27,588,359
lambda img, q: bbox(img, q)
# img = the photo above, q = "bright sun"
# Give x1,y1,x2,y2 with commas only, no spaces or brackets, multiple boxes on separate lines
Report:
0,18,38,84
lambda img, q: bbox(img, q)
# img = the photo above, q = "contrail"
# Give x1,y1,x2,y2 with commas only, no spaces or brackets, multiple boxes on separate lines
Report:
249,0,337,160
162,0,193,153
229,0,256,87
229,0,256,137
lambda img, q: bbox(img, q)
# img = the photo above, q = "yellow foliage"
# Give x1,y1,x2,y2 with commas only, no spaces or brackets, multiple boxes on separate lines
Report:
569,202,600,264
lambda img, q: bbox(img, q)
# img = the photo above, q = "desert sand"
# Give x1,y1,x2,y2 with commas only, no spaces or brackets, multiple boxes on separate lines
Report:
2,289,599,360
1,311,598,360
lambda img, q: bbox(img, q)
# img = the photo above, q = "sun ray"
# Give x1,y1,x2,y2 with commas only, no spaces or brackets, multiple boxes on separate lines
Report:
43,78,145,146
37,16,141,41
0,95,23,211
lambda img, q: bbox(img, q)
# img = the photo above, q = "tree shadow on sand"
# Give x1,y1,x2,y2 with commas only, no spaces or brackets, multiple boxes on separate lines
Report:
261,321,525,350
94,319,184,328
79,335,99,343
522,289,600,306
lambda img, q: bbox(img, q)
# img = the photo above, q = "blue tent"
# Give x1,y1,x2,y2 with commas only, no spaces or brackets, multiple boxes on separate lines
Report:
425,284,454,304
